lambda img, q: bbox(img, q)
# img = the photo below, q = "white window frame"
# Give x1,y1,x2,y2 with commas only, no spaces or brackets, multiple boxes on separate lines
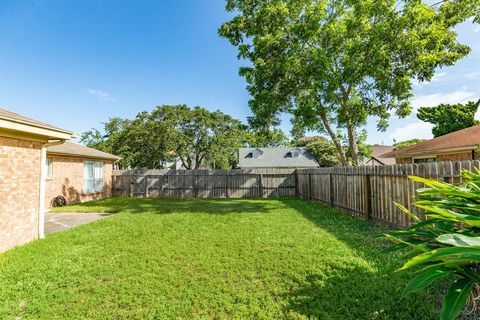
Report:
83,160,104,194
412,156,437,164
46,157,53,180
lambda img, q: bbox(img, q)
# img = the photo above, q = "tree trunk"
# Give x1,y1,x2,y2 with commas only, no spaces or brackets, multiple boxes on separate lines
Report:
346,120,359,165
319,112,348,166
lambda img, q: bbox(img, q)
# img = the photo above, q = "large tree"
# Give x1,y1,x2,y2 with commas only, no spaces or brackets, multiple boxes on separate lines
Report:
417,100,480,137
82,105,246,169
219,0,475,165
152,105,245,169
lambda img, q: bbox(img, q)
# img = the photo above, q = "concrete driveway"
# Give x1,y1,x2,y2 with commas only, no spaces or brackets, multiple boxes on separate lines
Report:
45,213,113,235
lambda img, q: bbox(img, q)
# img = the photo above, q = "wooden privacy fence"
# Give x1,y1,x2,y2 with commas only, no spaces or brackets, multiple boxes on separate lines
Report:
112,161,480,227
297,160,480,227
113,168,297,199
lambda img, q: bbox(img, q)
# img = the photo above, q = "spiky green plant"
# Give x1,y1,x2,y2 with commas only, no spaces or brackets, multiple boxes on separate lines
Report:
386,169,480,320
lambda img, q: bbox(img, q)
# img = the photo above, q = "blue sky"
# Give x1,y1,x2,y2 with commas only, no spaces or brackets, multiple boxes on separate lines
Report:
0,1,478,145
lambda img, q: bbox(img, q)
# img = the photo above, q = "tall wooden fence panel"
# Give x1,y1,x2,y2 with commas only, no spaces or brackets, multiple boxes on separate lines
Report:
113,168,296,199
297,160,480,227
112,161,480,227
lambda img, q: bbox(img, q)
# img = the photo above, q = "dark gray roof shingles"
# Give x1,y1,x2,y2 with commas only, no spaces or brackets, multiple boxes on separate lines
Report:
239,147,318,168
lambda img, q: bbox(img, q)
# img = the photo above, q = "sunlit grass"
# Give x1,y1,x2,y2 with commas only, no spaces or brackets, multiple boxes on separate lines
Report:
1,198,440,319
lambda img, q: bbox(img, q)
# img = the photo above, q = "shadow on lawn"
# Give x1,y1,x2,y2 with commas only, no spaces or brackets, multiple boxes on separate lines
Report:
64,197,284,215
278,199,440,319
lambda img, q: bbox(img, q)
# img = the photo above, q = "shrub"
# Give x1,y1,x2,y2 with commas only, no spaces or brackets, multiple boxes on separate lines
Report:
385,169,480,320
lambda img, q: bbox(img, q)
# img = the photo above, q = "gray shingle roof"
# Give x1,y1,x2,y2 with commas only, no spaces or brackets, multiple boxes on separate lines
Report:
47,142,121,161
0,107,73,134
239,147,318,168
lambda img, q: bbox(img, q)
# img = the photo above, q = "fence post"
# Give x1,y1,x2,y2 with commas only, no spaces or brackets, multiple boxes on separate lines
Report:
193,171,197,198
259,173,264,198
308,173,313,200
294,170,299,197
329,173,334,206
129,174,134,198
365,174,372,220
225,173,230,198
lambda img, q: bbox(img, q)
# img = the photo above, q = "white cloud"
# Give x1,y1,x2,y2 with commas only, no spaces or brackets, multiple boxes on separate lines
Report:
464,71,480,80
87,89,117,102
389,121,434,142
411,89,478,110
431,72,447,82
412,72,447,87
474,25,480,33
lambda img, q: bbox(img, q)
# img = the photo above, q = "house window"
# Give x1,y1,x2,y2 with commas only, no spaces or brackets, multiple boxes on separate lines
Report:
413,157,436,164
83,161,104,193
245,149,263,159
287,149,302,158
46,157,53,179
291,150,301,158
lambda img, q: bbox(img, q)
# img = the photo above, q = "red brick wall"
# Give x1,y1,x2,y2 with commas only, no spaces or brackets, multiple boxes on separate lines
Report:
436,152,473,162
45,155,113,206
395,157,412,164
0,136,42,252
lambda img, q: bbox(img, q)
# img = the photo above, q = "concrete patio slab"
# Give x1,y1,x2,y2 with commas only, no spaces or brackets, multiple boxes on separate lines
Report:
45,213,114,235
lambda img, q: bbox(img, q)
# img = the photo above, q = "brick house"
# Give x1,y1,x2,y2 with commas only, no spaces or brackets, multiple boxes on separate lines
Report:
45,142,120,207
0,108,74,252
382,125,480,164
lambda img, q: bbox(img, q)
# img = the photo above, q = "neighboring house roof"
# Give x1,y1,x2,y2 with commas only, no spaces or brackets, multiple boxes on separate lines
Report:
47,142,121,161
382,125,480,158
0,107,73,136
239,147,318,168
370,145,396,165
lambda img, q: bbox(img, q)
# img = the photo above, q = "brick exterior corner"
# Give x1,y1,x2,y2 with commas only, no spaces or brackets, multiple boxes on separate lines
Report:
0,136,42,252
45,155,113,207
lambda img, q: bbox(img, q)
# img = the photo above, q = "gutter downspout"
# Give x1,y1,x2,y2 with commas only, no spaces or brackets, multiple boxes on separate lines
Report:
38,139,65,239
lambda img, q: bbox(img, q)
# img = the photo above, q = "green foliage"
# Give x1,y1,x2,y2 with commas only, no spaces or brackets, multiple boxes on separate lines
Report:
385,170,480,320
219,0,472,165
305,137,340,167
417,100,480,137
3,198,441,319
393,138,427,149
243,127,290,148
81,105,245,169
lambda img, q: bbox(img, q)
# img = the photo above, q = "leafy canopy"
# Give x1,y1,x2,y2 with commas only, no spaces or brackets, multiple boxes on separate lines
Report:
82,105,288,169
417,100,480,137
82,105,245,169
219,0,474,165
305,137,340,167
393,138,428,149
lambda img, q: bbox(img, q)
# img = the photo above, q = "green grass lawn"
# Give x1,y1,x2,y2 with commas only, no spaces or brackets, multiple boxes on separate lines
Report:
0,198,441,319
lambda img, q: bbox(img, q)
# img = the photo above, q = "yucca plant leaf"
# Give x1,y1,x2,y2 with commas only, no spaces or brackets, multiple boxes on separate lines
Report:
408,176,451,189
386,171,480,318
400,246,480,271
395,202,421,223
404,267,454,296
383,234,430,253
440,278,475,320
437,234,480,247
